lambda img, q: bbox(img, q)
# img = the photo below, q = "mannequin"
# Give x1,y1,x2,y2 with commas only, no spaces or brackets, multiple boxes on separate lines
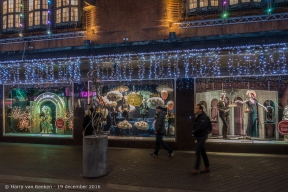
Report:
217,92,230,139
111,106,118,126
235,90,268,137
139,99,149,121
121,98,130,120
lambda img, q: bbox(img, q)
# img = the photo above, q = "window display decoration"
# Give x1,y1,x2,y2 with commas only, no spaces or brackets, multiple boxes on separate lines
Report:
161,90,169,100
140,98,149,121
102,96,117,107
114,85,129,93
11,106,31,132
106,90,123,101
126,92,142,106
40,106,53,133
156,85,174,93
147,97,165,109
117,120,132,129
167,101,174,110
118,104,135,112
167,125,175,135
134,121,149,130
228,91,237,107
64,109,74,130
283,105,288,120
137,90,152,100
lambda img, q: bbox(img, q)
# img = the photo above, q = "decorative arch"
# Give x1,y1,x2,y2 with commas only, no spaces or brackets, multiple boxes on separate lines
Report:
31,92,66,133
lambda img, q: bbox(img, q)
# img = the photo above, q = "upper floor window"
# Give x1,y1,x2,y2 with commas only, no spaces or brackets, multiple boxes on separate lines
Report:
211,0,218,6
2,0,21,30
199,0,208,7
28,0,49,27
189,0,218,9
230,0,261,5
230,0,238,5
189,0,197,9
56,0,79,24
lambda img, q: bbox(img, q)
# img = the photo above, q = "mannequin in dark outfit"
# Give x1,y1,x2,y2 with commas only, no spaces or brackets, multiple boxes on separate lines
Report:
140,99,149,121
217,93,230,139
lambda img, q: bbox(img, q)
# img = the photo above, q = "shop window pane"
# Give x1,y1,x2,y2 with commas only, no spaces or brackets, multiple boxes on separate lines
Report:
242,0,250,3
97,80,176,138
35,0,40,9
42,11,48,25
8,0,14,13
253,0,261,2
15,0,20,12
63,7,69,22
71,0,78,5
200,0,208,7
29,0,34,11
15,14,19,27
42,0,48,9
35,11,40,25
56,9,61,23
189,0,197,9
211,0,218,6
29,12,33,26
8,15,13,28
230,0,238,5
71,7,78,21
57,0,61,7
3,1,8,14
4,83,74,138
3,16,7,29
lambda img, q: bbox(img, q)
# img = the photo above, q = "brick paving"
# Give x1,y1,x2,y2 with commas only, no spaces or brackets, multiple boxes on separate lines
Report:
0,143,288,191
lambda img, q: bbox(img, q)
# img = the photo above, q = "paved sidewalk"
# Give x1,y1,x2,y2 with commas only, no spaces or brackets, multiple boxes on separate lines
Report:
0,143,288,192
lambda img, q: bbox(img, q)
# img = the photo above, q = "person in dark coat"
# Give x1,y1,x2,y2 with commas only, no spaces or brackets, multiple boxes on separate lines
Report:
189,104,210,174
150,106,174,157
83,106,94,136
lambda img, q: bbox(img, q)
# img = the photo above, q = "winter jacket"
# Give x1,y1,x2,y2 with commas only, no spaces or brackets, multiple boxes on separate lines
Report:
192,111,209,139
155,111,166,134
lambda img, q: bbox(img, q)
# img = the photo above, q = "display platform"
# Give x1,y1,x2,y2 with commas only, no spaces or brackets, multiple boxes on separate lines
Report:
4,133,73,138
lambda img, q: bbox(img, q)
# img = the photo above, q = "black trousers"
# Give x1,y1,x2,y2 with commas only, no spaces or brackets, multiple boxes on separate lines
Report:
153,133,173,155
194,137,210,170
220,115,228,138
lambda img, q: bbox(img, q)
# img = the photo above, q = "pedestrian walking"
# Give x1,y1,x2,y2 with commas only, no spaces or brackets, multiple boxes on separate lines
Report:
150,106,175,157
189,104,210,174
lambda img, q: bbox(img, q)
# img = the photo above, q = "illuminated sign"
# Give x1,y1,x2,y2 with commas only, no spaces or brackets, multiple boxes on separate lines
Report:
80,92,96,98
278,121,288,135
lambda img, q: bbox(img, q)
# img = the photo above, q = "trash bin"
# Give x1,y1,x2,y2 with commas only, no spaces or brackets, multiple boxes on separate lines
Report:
83,135,108,177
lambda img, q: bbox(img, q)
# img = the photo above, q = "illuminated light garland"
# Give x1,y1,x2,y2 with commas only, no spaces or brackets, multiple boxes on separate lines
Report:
47,0,52,35
0,43,288,84
19,1,24,37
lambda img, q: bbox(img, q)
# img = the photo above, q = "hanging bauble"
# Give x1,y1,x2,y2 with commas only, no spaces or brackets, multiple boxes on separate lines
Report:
161,90,168,100
106,91,123,101
167,101,174,111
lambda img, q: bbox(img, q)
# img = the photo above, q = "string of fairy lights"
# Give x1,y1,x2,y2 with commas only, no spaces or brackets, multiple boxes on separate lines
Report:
0,43,288,85
47,0,52,35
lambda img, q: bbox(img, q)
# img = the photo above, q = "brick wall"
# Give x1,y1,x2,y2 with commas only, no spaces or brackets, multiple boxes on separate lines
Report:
1,0,288,52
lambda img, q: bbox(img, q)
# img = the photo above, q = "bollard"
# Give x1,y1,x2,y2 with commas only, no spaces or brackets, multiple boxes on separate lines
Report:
83,135,108,177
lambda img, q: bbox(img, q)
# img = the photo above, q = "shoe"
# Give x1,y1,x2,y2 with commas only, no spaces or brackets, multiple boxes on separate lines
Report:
200,167,210,173
188,169,200,175
168,151,175,157
150,153,158,157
